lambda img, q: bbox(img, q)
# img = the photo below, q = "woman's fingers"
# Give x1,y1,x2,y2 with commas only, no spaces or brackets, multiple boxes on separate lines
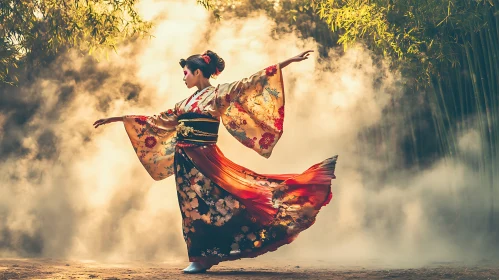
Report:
93,118,106,125
291,50,314,63
93,119,107,128
300,50,314,57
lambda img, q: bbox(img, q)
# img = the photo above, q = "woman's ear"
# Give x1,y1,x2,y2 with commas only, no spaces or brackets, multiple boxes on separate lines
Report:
194,69,201,76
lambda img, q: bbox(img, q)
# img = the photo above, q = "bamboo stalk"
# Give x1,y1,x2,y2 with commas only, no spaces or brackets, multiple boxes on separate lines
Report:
464,42,486,180
428,81,448,158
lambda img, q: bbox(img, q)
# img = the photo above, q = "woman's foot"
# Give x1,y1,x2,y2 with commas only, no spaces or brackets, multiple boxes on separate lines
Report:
182,262,213,274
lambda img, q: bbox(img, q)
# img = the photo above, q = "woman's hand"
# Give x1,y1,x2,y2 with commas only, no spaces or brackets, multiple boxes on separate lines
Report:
289,50,313,63
93,117,123,128
279,50,314,69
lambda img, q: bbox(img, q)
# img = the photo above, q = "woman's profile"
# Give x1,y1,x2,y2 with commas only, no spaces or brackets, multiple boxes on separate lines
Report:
94,50,337,274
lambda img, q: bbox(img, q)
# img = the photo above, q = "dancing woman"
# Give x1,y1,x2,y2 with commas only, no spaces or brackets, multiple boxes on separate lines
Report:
94,50,337,273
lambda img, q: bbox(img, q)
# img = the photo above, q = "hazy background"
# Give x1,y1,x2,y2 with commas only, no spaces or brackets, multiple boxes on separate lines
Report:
0,0,497,266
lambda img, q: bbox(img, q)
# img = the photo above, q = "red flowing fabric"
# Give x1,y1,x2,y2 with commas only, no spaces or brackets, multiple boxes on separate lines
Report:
183,145,336,226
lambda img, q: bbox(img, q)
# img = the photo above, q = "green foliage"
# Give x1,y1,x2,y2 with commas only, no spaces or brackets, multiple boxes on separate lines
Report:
310,0,495,84
0,0,151,85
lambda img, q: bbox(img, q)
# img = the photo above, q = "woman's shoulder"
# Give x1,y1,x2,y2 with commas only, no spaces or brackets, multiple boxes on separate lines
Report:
174,97,188,110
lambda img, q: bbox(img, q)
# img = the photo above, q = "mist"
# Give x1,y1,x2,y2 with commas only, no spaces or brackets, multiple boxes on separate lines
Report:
0,0,497,266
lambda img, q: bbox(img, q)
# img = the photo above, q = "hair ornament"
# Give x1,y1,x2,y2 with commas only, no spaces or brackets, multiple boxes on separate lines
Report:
201,54,211,64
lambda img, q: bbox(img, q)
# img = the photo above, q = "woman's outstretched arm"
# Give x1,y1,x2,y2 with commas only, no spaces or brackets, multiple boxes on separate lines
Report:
93,116,123,128
278,50,313,69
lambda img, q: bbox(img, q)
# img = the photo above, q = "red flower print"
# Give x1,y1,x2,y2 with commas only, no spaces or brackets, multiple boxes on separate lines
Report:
145,136,157,148
242,138,255,148
259,132,275,149
278,106,284,117
265,65,277,77
229,121,238,130
166,109,174,115
274,117,283,131
135,116,148,125
191,102,202,113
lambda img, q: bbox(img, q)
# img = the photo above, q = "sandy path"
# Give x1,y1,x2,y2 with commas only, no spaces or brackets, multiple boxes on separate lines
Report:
1,258,498,279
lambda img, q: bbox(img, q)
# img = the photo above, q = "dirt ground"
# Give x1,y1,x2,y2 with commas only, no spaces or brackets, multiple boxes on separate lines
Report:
1,258,498,279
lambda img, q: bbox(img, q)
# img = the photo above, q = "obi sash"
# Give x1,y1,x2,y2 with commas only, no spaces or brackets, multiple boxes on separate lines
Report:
176,113,220,145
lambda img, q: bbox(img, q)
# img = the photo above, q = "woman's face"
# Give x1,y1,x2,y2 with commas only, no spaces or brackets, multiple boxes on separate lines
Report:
183,66,199,89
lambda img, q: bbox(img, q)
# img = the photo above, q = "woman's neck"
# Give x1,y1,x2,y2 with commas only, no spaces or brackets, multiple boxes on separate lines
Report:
196,79,212,91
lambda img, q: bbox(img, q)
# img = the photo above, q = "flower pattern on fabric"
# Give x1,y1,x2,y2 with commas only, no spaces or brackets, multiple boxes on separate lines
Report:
265,65,278,77
274,105,285,130
122,101,183,180
259,132,275,149
144,136,157,148
135,116,148,125
213,64,285,158
274,118,283,131
176,151,241,231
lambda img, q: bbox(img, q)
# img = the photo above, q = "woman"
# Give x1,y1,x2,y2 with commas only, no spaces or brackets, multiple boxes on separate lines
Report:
94,50,337,274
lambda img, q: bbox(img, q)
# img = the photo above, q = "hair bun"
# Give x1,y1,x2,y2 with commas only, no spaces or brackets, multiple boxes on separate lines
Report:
205,50,225,76
179,51,225,79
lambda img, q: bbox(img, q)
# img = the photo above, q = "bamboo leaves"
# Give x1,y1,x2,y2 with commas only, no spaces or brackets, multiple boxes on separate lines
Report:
306,0,496,86
0,0,152,86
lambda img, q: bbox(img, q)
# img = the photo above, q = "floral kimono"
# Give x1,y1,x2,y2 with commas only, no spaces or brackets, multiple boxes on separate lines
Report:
122,64,337,265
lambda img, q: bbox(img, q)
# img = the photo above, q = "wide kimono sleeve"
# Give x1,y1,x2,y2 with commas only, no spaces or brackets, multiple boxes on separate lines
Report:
122,103,181,181
214,64,285,158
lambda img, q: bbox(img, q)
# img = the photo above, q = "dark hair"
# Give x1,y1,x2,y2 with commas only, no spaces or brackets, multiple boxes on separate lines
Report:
179,50,225,79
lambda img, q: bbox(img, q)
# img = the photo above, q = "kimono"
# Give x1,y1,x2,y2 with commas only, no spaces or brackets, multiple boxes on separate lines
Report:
122,64,337,265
